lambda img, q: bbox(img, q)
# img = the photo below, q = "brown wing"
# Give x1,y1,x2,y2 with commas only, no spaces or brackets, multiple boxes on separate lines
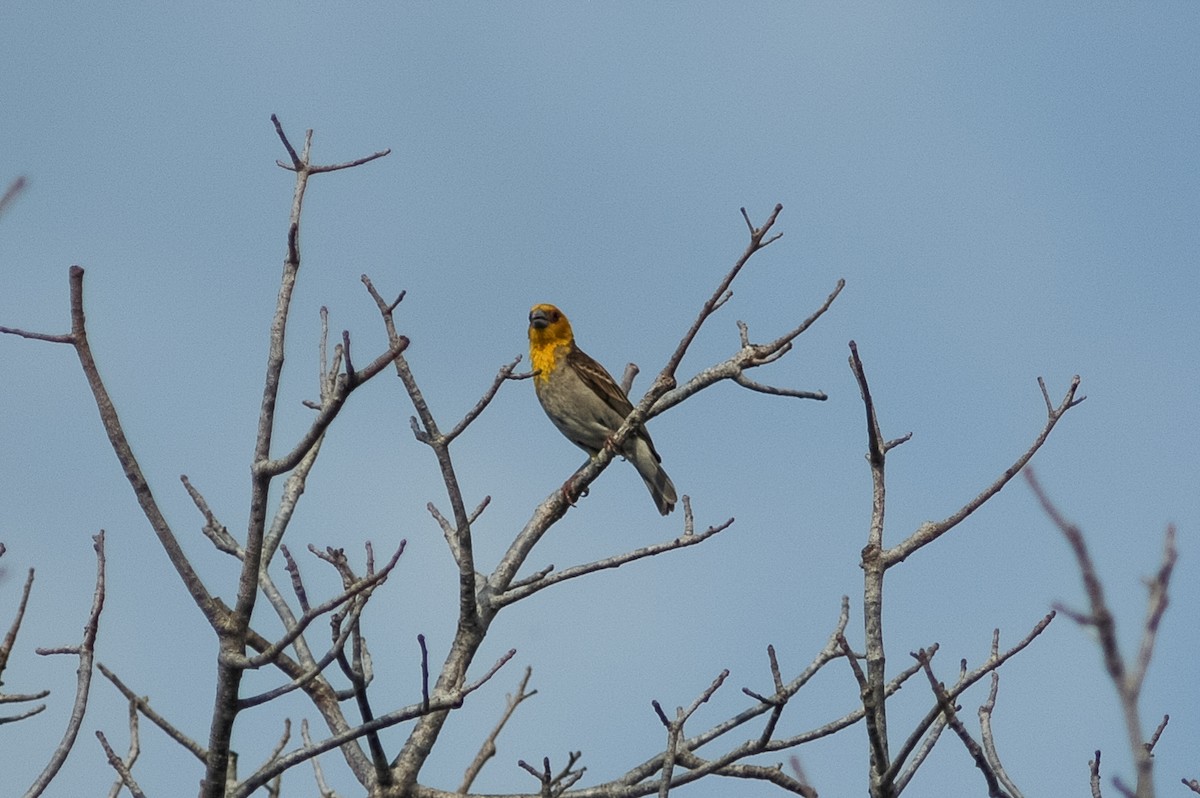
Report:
566,345,633,417
566,344,663,463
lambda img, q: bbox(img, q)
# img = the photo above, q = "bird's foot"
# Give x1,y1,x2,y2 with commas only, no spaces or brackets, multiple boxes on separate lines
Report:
560,476,589,507
601,434,626,458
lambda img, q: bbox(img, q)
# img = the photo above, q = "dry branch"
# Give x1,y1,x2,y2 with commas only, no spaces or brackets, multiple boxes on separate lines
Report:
25,533,106,797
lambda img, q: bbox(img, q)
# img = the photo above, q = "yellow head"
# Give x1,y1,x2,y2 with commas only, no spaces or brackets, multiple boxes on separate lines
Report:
528,303,574,382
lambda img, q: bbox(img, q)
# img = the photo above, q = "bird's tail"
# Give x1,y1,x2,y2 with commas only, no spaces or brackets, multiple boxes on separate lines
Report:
629,437,677,516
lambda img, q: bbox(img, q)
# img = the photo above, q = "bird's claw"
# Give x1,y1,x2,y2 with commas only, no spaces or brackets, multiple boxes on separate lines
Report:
560,477,589,507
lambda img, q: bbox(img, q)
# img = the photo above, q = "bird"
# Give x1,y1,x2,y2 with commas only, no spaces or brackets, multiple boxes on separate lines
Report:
527,303,677,515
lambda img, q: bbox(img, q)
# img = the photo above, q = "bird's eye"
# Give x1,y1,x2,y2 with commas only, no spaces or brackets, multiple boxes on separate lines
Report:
551,311,560,321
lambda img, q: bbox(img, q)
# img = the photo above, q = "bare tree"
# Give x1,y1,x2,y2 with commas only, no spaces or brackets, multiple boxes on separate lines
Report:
0,120,1179,797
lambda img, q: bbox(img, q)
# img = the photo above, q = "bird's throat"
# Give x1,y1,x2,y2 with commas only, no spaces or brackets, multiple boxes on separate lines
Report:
529,338,567,384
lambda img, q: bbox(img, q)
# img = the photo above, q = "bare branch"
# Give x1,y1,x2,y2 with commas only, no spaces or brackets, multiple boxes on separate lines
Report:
238,595,364,709
978,633,1024,798
517,756,555,798
363,273,480,635
846,340,896,794
0,324,73,344
839,632,888,781
182,474,241,557
0,174,27,217
663,203,785,382
913,648,1009,798
428,503,463,565
649,278,843,418
0,567,36,684
620,362,640,395
887,613,1054,788
894,712,949,796
254,336,410,478
300,719,339,798
242,540,404,671
1130,530,1176,698
1028,471,1176,798
251,719,293,791
0,701,47,724
271,114,303,168
409,631,920,798
97,730,148,798
468,496,492,526
887,376,1083,565
63,266,220,623
490,518,735,609
233,648,515,798
733,372,828,400
26,532,106,797
98,663,207,762
654,670,730,798
419,634,431,712
1114,775,1137,798
281,545,311,613
460,666,538,793
1145,714,1169,754
105,699,143,798
615,599,855,789
272,114,390,173
333,591,390,789
444,356,524,443
262,409,332,568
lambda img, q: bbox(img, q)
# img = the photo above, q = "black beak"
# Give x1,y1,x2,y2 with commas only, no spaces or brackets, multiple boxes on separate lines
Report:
529,308,551,329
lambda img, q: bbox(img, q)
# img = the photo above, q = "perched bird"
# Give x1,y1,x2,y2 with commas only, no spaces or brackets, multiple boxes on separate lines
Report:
528,303,677,515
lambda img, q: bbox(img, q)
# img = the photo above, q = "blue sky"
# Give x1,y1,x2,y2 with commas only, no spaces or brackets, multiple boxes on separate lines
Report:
2,4,1197,797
